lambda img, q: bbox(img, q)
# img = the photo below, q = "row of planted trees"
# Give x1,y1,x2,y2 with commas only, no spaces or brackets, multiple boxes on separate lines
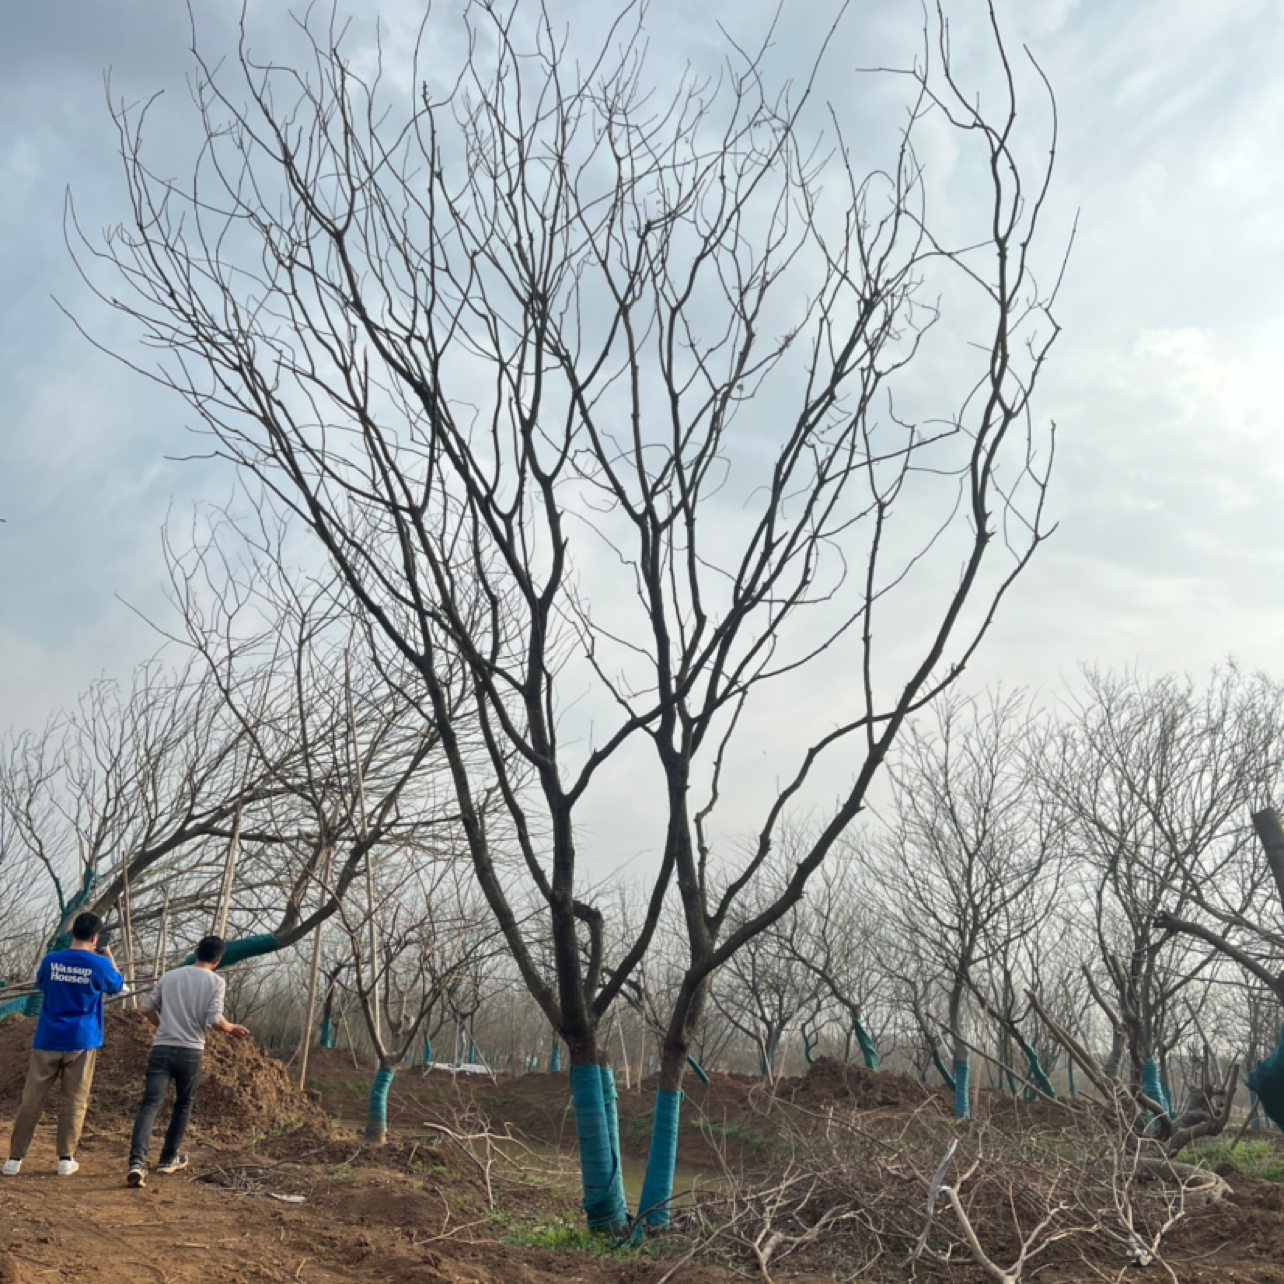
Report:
8,651,1284,1130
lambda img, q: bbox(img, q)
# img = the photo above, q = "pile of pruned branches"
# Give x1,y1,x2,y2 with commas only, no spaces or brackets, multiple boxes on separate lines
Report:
661,1091,1230,1283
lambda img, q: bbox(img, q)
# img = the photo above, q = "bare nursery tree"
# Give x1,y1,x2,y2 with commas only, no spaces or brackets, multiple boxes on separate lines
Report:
787,840,896,1071
158,513,488,973
1043,665,1284,1102
878,692,1063,1115
73,0,1065,1228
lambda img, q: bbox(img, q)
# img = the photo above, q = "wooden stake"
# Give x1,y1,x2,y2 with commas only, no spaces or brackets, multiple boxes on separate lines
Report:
297,847,333,1092
637,1015,647,1092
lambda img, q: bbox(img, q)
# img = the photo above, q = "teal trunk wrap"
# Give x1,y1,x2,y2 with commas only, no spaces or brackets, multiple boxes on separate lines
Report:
422,1036,432,1065
932,1048,956,1092
599,1067,627,1222
852,1017,879,1070
365,1066,393,1142
686,1056,709,1083
47,866,97,955
467,1042,476,1063
0,995,25,1020
319,1017,333,1049
952,1060,970,1119
182,934,278,970
1017,1036,1055,1099
1067,1058,1077,1099
637,1089,683,1226
548,1042,561,1073
1247,1024,1284,1130
568,1065,627,1232
22,992,41,1019
1141,1058,1169,1115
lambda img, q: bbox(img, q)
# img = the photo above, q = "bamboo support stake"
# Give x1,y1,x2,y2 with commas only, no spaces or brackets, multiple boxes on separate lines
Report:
214,801,241,938
119,851,137,1008
152,888,170,982
345,650,379,1049
614,1007,631,1091
297,847,333,1092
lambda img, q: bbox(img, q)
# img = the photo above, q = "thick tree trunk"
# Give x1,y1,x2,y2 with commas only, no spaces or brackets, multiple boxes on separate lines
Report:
637,977,709,1228
365,1062,394,1143
949,979,970,1119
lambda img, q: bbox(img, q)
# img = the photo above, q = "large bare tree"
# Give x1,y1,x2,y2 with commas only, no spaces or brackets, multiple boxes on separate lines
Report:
73,0,1065,1231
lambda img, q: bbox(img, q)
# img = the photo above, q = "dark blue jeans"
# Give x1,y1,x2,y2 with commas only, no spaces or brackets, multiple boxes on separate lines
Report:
128,1045,204,1168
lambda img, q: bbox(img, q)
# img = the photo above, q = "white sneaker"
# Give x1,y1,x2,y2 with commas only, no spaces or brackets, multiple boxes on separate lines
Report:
56,1158,79,1177
1,1159,20,1176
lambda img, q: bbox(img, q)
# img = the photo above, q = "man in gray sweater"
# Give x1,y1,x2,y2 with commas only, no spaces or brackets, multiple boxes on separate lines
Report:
126,935,249,1187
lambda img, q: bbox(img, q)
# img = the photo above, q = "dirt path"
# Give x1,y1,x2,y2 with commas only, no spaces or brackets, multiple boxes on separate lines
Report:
1,1128,367,1284
0,1124,719,1284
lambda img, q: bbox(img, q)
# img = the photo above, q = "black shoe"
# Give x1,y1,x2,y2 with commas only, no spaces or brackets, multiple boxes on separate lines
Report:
127,1165,146,1187
156,1154,188,1175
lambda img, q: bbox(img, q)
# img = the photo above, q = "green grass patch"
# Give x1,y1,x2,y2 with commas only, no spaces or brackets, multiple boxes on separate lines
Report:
1180,1137,1284,1182
623,1107,655,1147
487,1211,662,1258
694,1118,782,1155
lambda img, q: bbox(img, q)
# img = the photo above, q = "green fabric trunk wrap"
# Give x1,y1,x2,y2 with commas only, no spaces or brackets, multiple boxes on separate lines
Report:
548,1042,561,1073
1247,1024,1284,1130
932,1048,956,1092
638,1088,683,1226
1141,1057,1169,1115
181,934,278,970
1067,1059,1076,1099
366,1065,393,1141
599,1066,627,1224
952,1060,970,1119
686,1055,709,1083
422,1036,432,1065
852,1017,879,1070
467,1042,476,1063
22,992,42,1019
319,1017,333,1048
1017,1036,1055,1098
569,1064,627,1231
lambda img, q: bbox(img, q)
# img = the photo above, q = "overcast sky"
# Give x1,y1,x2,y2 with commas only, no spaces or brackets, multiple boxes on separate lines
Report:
2,0,1282,866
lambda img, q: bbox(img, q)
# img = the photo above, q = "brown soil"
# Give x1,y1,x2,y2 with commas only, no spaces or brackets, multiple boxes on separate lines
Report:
0,1011,329,1141
5,1021,1284,1283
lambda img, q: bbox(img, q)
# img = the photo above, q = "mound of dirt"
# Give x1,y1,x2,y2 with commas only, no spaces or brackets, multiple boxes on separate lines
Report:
0,1009,328,1141
783,1056,945,1112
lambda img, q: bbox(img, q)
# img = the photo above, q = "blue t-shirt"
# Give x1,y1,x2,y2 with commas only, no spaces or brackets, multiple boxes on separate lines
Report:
31,949,124,1052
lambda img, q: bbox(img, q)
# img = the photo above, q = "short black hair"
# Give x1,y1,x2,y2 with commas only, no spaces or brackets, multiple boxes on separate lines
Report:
195,935,225,965
71,912,102,942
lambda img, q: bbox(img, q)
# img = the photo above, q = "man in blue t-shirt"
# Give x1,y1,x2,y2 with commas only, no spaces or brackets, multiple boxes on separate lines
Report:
3,911,123,1177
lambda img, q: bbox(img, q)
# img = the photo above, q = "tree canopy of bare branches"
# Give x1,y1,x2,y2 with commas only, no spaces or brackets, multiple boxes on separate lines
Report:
71,0,1066,1231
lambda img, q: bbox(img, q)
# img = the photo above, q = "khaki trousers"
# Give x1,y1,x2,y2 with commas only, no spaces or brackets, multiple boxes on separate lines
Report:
7,1048,99,1160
